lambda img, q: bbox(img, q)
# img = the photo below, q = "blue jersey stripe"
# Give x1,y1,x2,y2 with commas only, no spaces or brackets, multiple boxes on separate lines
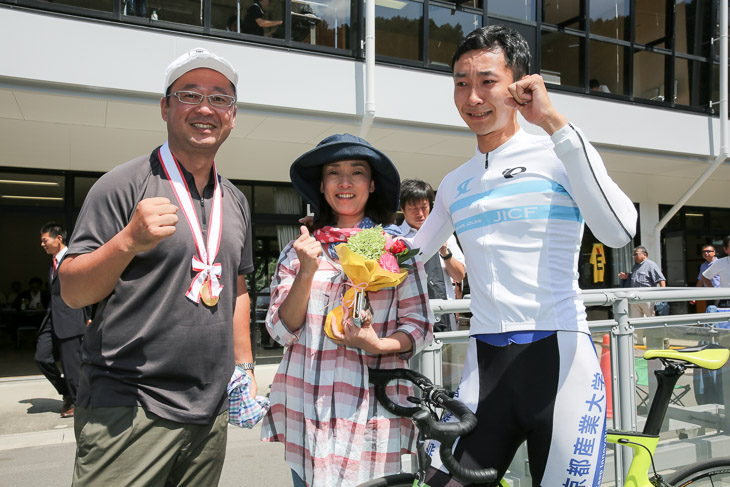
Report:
454,205,583,235
449,180,570,214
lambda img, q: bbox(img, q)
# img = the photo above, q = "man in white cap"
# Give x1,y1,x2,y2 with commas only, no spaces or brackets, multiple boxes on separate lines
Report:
60,47,256,486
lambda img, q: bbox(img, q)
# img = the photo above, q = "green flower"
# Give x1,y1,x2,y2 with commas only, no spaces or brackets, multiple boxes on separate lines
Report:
346,226,386,260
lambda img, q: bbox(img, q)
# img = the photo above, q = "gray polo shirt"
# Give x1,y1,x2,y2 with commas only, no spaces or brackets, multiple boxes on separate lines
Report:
627,258,665,288
68,148,254,424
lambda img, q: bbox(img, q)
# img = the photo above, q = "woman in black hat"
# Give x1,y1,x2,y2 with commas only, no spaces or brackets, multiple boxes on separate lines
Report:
261,134,434,487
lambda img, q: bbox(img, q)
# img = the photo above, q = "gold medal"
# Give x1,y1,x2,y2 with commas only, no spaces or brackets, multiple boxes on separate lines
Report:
200,279,219,307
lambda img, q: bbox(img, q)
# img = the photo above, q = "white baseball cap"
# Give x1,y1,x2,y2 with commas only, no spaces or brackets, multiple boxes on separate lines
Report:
164,47,238,94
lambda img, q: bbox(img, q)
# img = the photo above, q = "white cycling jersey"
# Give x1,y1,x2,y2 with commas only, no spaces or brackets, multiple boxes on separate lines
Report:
414,124,636,335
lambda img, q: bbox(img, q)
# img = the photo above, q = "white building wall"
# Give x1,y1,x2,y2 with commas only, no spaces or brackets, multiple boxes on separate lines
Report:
2,8,725,156
1,6,729,258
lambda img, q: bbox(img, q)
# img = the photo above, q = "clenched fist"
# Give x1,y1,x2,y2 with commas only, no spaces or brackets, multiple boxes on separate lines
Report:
125,197,179,254
505,74,567,135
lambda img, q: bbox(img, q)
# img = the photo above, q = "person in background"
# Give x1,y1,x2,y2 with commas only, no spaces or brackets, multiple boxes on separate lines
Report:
694,237,730,403
261,133,433,487
60,47,255,486
15,276,49,310
227,14,239,32
703,236,730,311
36,222,89,419
242,0,282,36
399,178,466,331
619,245,667,317
589,78,611,93
693,244,721,311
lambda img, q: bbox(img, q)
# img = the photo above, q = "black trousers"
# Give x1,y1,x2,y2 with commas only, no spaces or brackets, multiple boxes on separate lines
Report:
34,320,83,404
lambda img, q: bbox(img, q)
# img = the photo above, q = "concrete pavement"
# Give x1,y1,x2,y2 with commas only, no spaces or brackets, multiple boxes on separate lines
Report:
0,364,294,485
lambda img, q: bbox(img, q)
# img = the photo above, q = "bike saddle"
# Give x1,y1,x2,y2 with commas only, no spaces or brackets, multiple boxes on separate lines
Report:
644,344,729,370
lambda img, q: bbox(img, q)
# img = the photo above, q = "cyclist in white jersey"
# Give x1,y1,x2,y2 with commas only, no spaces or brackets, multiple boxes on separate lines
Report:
415,25,637,487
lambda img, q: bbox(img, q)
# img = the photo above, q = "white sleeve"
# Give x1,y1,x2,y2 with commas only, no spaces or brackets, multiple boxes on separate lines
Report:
551,124,637,248
413,184,456,261
446,234,466,271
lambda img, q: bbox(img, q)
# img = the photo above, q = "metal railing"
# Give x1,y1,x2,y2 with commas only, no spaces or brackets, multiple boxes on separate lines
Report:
413,286,730,486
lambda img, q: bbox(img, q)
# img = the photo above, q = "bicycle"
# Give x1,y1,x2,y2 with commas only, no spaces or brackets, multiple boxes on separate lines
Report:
608,343,730,486
358,367,503,487
358,343,730,487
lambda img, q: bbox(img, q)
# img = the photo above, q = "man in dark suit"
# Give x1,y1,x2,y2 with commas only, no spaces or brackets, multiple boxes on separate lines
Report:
36,222,89,418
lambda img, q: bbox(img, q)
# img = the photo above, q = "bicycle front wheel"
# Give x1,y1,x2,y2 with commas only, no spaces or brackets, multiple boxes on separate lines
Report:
662,457,730,486
357,473,418,487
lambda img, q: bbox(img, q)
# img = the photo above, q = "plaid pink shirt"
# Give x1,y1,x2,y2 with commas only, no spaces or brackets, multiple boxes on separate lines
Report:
261,241,434,487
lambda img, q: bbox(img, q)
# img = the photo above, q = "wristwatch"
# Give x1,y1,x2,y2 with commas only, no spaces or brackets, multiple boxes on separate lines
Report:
235,362,255,371
440,250,453,260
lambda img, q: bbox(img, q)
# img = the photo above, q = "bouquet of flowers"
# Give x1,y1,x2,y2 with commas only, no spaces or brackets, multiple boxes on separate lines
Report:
324,226,418,340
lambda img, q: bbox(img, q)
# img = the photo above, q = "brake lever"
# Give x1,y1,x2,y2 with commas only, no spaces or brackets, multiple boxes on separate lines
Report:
415,429,431,486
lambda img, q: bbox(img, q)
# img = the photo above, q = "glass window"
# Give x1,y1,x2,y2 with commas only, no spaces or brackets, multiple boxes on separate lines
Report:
273,186,303,215
0,173,65,208
74,176,99,208
127,0,203,25
589,0,629,40
123,0,150,18
254,185,277,213
216,0,285,37
211,0,248,32
429,5,481,68
589,39,627,94
249,225,285,363
635,0,667,47
675,0,712,56
290,0,355,48
541,30,584,88
633,49,667,101
234,183,253,205
543,0,582,29
684,209,706,231
242,184,303,214
709,208,730,235
488,0,534,21
674,57,688,105
45,0,112,12
375,0,424,61
674,58,711,107
659,205,682,231
578,226,618,289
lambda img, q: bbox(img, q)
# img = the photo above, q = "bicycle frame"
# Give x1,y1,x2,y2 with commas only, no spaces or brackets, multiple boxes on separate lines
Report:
367,346,729,487
605,432,659,487
606,351,719,487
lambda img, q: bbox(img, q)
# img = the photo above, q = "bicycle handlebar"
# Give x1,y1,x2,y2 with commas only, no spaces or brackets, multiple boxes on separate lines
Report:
369,368,499,485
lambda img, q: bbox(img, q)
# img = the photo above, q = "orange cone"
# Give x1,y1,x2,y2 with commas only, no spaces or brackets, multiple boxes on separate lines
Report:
600,333,613,419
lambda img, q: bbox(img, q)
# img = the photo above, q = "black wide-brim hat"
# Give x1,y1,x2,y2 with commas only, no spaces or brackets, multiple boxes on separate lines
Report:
290,133,401,215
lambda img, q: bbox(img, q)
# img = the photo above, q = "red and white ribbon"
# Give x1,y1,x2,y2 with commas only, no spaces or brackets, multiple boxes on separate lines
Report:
159,142,223,304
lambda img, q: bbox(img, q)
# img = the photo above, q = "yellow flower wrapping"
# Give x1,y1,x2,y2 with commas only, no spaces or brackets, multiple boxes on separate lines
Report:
324,243,408,339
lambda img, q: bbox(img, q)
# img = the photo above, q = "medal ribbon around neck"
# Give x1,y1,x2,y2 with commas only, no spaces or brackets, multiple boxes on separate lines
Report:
159,142,224,304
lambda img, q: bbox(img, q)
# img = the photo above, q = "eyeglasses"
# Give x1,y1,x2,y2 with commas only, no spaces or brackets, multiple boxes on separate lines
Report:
702,250,715,253
170,91,236,108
